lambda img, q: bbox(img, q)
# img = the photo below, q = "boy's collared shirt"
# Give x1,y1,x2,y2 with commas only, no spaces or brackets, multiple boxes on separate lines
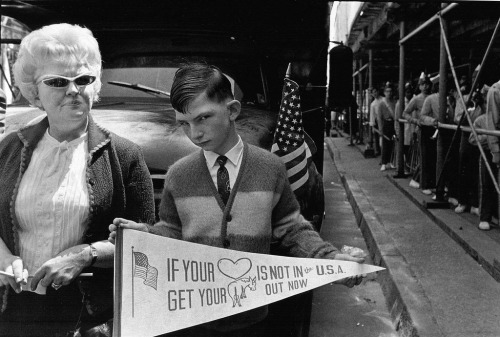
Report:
204,135,244,189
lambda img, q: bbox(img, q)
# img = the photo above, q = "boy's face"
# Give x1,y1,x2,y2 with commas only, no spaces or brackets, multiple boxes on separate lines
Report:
176,92,241,155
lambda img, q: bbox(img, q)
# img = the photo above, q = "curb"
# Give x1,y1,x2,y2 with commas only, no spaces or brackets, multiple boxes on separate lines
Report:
325,138,443,337
387,175,500,283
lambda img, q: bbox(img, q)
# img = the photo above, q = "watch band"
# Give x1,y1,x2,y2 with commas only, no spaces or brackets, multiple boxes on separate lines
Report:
89,243,98,266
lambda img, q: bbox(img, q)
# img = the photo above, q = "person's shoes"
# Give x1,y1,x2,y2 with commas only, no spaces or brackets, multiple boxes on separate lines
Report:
478,221,491,230
470,207,480,216
409,179,420,189
387,163,396,169
448,198,459,206
380,164,387,171
454,204,467,213
422,189,432,195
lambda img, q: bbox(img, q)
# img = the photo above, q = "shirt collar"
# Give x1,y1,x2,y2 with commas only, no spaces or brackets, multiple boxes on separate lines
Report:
204,136,243,168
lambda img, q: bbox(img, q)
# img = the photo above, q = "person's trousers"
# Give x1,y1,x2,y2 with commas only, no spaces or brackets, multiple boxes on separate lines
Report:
0,283,111,337
457,131,480,207
381,120,395,165
372,127,381,154
479,150,498,222
420,126,437,190
439,128,460,199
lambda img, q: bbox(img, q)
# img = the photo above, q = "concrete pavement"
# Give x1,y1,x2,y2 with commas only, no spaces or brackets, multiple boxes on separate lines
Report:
324,135,500,337
309,146,396,337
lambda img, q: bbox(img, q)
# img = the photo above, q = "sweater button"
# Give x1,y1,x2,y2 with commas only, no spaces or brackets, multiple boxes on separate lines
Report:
226,214,232,222
89,178,95,185
223,239,230,248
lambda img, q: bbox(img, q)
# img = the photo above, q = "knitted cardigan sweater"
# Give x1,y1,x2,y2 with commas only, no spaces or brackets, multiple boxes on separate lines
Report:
148,142,339,331
0,115,155,315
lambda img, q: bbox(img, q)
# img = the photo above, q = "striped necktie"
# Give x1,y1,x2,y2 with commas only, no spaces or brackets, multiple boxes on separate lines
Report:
216,156,230,205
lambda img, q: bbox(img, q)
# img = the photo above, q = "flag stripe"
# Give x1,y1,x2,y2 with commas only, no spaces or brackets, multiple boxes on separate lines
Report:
286,154,308,178
272,143,306,163
290,171,309,191
288,163,309,185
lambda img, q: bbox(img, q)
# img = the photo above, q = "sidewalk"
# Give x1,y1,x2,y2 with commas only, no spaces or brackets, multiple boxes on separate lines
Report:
325,135,500,337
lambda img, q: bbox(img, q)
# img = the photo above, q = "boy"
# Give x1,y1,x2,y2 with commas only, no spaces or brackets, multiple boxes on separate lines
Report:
109,63,364,335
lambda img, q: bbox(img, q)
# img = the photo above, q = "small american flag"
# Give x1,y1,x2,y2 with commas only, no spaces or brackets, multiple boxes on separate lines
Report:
133,251,158,290
271,76,311,196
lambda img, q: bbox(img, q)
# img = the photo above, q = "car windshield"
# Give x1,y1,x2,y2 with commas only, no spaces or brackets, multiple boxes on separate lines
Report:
100,55,267,106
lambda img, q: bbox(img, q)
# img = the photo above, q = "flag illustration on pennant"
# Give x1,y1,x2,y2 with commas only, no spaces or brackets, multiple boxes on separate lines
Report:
133,251,158,290
271,69,312,196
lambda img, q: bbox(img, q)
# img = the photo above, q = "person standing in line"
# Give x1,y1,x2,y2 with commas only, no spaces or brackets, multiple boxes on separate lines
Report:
453,87,484,215
403,76,432,189
378,82,397,171
469,113,496,230
396,82,414,173
109,63,366,337
419,80,441,196
369,87,382,156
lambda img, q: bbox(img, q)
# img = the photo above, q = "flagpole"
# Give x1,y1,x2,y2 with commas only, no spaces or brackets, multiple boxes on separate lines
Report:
285,63,292,79
113,226,124,337
132,246,135,318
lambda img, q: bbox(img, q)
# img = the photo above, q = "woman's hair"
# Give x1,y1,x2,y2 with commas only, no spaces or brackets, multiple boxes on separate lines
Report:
13,23,102,105
170,63,234,113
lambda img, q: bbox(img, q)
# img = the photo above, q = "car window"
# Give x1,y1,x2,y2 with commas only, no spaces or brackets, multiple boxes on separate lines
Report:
100,66,242,100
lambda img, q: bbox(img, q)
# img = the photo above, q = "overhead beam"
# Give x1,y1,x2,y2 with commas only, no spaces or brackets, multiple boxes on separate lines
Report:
399,2,459,45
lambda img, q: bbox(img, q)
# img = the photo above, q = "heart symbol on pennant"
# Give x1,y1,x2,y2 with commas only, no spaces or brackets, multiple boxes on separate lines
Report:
217,258,253,280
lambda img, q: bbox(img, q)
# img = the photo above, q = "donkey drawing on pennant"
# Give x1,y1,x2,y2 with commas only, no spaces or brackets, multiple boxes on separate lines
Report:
217,258,257,307
227,276,256,307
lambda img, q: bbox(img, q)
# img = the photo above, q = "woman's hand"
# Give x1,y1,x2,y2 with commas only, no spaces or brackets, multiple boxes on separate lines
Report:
0,255,28,293
30,244,90,291
108,218,149,244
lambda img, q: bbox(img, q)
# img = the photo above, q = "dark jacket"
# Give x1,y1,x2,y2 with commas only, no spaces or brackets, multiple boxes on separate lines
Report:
0,115,155,315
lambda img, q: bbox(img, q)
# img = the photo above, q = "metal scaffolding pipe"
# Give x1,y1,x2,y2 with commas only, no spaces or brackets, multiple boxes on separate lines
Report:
435,6,449,201
352,63,368,77
395,21,406,178
399,2,459,45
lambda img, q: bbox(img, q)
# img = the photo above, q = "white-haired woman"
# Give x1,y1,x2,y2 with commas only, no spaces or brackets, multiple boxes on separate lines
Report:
0,23,155,336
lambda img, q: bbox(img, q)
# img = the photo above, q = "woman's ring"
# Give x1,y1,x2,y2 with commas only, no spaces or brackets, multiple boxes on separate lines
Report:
51,282,62,290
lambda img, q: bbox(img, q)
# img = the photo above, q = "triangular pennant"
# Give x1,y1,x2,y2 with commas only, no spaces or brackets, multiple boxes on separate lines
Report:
114,229,384,337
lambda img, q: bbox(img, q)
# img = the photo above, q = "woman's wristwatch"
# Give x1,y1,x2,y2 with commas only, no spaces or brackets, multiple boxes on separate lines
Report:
88,243,98,266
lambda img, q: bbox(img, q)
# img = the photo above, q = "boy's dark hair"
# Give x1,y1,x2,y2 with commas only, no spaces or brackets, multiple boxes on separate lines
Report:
170,63,234,113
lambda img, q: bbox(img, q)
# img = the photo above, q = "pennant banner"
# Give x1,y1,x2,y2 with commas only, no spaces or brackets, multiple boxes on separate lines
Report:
114,229,385,337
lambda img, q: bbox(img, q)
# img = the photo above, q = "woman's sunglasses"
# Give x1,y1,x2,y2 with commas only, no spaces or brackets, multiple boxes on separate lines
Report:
37,74,96,89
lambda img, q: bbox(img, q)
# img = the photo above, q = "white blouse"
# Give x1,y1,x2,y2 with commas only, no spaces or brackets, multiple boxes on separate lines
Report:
15,130,89,293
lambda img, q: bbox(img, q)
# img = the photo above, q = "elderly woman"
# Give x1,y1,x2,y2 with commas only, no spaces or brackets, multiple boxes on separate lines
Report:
0,23,155,336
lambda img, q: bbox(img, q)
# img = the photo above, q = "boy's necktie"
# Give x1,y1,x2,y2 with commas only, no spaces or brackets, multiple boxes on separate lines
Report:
217,156,231,205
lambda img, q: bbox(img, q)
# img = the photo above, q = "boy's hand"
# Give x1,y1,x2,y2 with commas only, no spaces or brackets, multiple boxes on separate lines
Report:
332,252,366,288
108,218,148,244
